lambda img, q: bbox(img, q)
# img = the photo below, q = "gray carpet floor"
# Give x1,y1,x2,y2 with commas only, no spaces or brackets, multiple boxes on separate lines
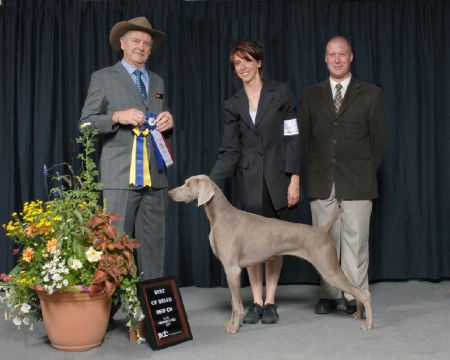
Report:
1,280,449,360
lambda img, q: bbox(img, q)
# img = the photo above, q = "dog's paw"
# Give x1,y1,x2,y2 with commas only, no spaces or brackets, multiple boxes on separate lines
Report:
360,321,373,331
224,320,239,334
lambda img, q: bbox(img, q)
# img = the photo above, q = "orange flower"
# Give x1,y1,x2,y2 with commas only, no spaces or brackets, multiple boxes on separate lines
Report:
46,238,58,253
25,225,36,237
22,247,34,263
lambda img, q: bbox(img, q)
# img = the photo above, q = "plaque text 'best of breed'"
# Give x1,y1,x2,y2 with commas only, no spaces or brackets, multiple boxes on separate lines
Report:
138,277,192,350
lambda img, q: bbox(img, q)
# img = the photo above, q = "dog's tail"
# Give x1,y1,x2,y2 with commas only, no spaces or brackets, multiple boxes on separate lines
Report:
320,208,342,233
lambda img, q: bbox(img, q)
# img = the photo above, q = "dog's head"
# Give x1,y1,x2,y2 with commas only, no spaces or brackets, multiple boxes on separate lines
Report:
168,175,216,206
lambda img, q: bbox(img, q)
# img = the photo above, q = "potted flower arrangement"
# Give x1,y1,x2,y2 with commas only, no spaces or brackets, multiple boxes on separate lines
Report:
0,126,145,350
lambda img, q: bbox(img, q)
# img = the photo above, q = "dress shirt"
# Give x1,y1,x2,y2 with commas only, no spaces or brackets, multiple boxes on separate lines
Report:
330,74,351,99
121,59,149,94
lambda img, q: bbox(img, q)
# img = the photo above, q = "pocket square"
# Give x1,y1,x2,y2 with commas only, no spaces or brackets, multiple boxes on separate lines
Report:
155,92,164,99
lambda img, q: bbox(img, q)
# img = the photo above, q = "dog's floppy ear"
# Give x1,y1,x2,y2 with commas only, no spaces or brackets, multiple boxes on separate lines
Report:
197,177,215,206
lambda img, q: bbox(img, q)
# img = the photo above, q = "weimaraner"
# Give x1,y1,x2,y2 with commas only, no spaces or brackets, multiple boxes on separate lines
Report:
168,175,373,333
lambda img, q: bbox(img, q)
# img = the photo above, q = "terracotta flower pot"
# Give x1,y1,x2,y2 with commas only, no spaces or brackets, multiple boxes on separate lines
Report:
35,286,112,351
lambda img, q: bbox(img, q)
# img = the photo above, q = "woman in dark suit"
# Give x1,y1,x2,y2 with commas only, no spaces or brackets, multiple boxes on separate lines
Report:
210,40,301,325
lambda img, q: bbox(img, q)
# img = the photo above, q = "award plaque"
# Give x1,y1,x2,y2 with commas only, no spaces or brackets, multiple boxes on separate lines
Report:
138,277,192,350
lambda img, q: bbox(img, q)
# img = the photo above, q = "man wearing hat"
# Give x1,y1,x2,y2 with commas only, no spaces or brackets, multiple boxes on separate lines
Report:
80,17,174,285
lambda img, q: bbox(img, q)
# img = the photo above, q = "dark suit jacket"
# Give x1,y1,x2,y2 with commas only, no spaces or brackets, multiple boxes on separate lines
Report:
210,81,300,213
80,62,170,190
300,77,389,200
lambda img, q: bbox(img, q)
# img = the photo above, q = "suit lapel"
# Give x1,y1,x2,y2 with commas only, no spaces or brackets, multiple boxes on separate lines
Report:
233,82,276,132
233,87,255,130
146,70,156,110
338,78,360,116
254,82,275,127
318,78,361,118
112,62,146,105
318,80,336,118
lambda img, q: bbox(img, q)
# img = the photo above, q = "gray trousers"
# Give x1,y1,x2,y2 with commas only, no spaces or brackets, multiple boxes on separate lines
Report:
310,184,372,301
103,187,168,280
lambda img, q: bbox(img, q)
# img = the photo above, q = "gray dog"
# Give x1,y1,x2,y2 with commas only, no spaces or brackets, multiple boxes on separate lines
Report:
169,175,373,333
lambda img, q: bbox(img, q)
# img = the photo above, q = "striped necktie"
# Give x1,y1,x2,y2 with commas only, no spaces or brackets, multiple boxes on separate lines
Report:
133,69,147,103
334,83,343,113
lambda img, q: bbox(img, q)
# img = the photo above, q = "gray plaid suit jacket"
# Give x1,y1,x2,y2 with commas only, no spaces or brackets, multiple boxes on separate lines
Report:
80,61,170,190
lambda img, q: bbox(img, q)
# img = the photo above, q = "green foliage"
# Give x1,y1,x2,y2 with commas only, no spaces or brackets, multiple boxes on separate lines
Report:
1,126,144,335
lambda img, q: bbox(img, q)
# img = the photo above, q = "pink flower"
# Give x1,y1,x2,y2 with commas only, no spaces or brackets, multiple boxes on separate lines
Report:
25,226,36,237
0,273,11,282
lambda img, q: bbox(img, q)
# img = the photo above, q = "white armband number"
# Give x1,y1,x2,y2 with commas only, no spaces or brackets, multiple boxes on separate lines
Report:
283,118,299,136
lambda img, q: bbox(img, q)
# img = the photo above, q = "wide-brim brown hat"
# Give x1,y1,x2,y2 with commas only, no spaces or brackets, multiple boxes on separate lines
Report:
109,16,166,52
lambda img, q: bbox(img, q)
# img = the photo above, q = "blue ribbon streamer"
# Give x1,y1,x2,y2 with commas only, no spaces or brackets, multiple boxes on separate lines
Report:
135,134,145,187
146,113,165,172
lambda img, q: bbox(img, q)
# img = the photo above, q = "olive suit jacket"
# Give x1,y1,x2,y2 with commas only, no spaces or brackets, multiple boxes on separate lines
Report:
80,61,170,190
210,82,300,213
300,77,389,200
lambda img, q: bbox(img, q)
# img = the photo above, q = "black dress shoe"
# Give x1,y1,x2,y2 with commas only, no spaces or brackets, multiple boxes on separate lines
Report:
262,304,279,324
242,303,264,324
314,299,338,314
346,299,357,314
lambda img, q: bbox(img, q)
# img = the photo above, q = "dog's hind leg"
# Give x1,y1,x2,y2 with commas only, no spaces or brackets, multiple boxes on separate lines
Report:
319,270,373,330
305,241,373,330
223,265,244,334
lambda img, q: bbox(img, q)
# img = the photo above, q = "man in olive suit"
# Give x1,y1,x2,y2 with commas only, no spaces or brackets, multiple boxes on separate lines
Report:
300,36,389,315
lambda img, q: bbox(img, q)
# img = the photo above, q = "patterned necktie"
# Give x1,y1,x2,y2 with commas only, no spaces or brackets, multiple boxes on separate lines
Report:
133,69,147,103
334,83,343,113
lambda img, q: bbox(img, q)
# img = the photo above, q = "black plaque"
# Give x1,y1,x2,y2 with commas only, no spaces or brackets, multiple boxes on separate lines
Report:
138,277,192,350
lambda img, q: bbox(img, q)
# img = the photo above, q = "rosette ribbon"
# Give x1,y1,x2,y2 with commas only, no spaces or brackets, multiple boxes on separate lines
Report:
129,113,174,188
146,113,174,172
129,124,151,187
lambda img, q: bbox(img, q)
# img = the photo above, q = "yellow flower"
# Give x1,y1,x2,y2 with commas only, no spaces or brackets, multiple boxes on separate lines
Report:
79,201,88,209
5,221,15,232
53,215,61,221
46,238,58,253
22,247,34,263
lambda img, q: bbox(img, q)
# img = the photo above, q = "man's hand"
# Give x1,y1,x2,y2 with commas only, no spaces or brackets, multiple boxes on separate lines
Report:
156,111,174,132
112,108,146,127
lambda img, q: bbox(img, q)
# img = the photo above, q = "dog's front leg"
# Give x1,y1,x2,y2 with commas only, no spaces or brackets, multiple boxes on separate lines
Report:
355,294,373,330
353,301,364,320
224,265,243,334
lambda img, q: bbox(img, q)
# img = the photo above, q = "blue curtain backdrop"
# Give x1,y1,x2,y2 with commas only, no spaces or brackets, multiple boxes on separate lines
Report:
0,0,448,286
